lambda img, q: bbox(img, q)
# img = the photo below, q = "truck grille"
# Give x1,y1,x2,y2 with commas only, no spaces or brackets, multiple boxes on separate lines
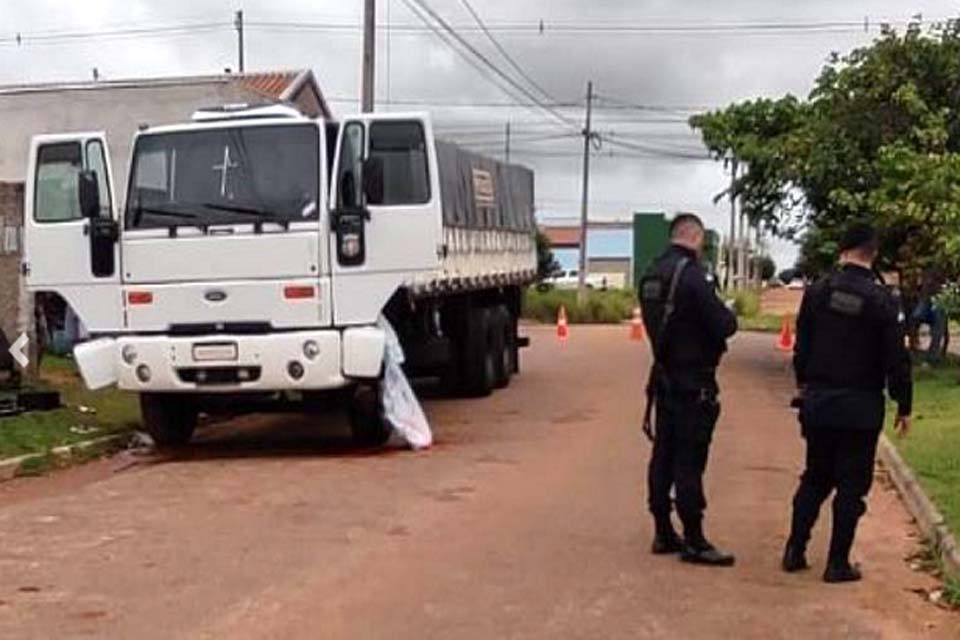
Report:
177,366,262,386
169,322,272,336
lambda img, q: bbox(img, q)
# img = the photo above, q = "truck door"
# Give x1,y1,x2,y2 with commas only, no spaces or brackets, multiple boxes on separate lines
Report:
24,133,123,332
329,114,441,325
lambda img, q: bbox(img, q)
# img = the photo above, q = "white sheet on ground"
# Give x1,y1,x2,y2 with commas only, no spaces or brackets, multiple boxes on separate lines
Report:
378,317,433,450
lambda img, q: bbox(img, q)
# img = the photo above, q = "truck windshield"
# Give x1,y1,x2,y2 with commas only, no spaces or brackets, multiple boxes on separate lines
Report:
126,124,320,230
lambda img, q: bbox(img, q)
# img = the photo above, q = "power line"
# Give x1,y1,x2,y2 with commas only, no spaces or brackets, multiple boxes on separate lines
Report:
593,93,707,113
0,22,228,46
456,0,556,104
400,0,580,131
244,16,939,36
599,135,711,160
396,0,562,131
2,14,944,47
326,95,580,108
325,95,708,116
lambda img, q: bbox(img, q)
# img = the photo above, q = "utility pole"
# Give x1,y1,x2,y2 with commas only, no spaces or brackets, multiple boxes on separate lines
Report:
725,156,738,291
753,222,764,287
234,10,245,73
361,0,376,113
504,121,511,163
739,207,750,289
577,81,594,305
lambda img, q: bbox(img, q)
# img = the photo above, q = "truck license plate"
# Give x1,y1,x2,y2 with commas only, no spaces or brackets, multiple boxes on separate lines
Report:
192,342,238,362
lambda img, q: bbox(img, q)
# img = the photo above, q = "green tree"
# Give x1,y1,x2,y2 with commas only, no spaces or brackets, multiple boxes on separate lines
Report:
536,230,562,282
755,255,777,281
691,19,960,293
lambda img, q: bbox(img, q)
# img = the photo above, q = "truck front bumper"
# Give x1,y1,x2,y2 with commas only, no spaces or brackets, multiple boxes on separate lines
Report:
74,328,385,393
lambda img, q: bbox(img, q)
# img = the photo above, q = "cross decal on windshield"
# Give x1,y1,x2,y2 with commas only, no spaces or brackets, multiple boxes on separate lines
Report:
212,145,239,197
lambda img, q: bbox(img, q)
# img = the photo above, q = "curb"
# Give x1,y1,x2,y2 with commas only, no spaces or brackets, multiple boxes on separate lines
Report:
877,434,960,578
0,432,134,482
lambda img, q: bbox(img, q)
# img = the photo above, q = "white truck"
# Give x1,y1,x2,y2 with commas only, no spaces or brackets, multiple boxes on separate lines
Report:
23,105,537,447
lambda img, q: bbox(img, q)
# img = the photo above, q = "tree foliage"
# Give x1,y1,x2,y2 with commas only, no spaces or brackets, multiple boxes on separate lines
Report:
536,230,562,282
691,19,960,291
754,255,777,281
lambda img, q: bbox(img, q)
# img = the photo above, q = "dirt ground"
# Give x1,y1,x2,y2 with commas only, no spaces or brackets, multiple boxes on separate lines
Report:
0,326,956,639
760,287,803,316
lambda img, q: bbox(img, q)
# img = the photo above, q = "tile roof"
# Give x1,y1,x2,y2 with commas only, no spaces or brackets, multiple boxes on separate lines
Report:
235,71,300,100
542,226,582,247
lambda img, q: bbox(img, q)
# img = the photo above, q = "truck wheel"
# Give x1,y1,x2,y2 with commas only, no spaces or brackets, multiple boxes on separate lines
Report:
492,306,515,389
348,383,392,447
463,307,496,397
140,393,198,447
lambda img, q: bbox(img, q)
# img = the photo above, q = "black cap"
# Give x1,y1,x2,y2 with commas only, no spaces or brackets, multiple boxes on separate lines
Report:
839,222,879,253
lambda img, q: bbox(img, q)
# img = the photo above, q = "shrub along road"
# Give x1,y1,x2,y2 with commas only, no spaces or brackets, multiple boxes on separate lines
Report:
0,327,956,639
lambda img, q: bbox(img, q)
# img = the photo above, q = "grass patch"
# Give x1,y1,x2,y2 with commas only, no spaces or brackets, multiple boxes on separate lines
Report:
738,313,785,333
0,355,139,461
726,288,761,317
887,363,960,538
726,288,783,333
945,576,960,608
523,287,637,324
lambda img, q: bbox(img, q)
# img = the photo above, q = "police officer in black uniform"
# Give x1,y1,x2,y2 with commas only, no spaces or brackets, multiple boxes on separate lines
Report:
639,213,738,566
784,223,913,583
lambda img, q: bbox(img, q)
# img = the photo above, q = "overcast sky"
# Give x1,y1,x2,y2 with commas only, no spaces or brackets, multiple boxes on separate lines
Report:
3,0,958,269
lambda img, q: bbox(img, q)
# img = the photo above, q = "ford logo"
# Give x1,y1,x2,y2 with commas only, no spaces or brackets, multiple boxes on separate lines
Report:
204,290,228,303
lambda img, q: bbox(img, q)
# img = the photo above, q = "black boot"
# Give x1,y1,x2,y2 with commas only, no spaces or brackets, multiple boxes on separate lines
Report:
678,518,735,566
680,537,736,567
823,561,862,583
652,532,684,555
781,543,810,573
651,517,684,555
824,503,863,583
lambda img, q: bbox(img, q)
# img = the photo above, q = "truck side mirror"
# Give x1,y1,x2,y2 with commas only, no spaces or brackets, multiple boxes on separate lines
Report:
362,156,385,206
78,170,101,219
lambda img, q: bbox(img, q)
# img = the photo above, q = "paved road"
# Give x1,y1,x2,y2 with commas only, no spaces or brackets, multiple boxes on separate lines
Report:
0,327,956,639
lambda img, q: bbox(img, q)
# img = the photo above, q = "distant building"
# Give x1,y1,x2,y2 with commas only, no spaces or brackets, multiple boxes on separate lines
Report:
541,213,720,291
541,220,634,288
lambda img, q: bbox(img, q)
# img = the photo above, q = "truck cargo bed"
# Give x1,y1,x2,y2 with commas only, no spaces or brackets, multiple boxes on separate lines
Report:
413,141,537,295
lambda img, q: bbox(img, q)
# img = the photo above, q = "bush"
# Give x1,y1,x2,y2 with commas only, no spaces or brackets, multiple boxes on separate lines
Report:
523,287,636,324
727,289,761,317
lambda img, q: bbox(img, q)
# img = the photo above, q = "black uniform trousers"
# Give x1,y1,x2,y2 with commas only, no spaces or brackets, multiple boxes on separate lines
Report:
789,425,880,563
647,388,720,541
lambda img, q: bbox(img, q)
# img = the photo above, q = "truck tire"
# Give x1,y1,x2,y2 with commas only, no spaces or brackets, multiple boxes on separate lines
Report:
140,393,198,447
492,306,515,389
463,307,496,397
348,383,392,447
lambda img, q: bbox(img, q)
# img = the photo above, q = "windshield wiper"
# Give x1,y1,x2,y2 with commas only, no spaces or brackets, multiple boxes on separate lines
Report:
132,206,198,220
202,202,291,233
202,202,274,217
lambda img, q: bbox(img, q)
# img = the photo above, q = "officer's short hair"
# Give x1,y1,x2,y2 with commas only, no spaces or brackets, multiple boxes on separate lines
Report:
839,223,879,255
670,213,705,240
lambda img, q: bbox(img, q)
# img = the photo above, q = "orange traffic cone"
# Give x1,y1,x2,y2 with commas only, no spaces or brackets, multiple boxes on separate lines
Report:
557,305,569,343
630,306,645,342
776,315,795,352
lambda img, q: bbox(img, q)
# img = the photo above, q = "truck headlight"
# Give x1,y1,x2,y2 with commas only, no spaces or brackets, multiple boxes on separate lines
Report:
136,364,151,382
121,344,138,365
303,340,320,360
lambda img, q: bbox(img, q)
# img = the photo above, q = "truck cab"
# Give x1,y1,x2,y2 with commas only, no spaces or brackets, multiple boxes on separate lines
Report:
24,105,444,446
